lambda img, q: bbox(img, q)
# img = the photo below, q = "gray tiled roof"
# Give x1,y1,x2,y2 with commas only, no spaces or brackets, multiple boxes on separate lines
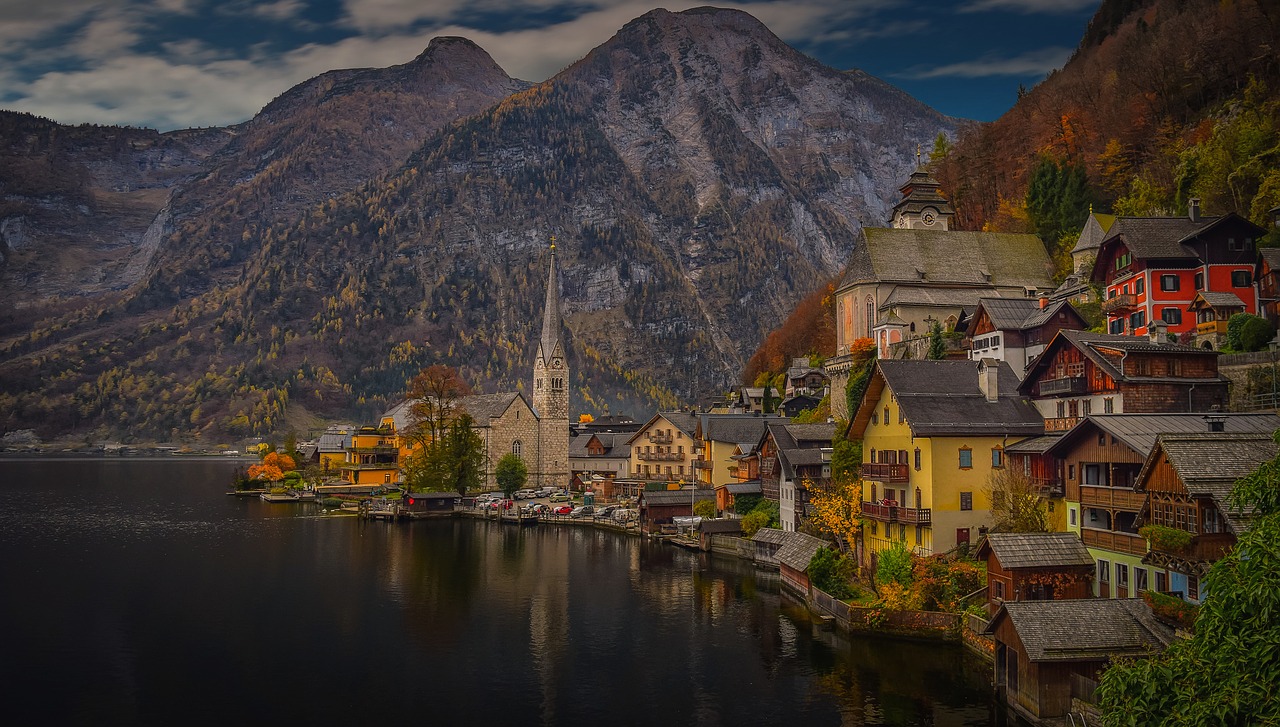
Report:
973,296,1080,332
1003,434,1061,454
987,599,1174,662
1046,413,1280,459
1070,213,1116,255
1104,216,1217,260
978,532,1094,570
640,489,715,506
775,532,831,572
1020,330,1222,393
722,482,762,495
458,392,524,425
785,423,835,443
1258,247,1280,272
699,519,745,535
784,448,829,466
568,432,632,458
1139,432,1279,533
881,286,1020,310
701,415,770,445
876,360,1045,437
316,427,356,452
1190,291,1246,310
751,528,789,546
852,228,1053,288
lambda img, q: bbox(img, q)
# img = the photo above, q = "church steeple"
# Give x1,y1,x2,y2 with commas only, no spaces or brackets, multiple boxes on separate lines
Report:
537,240,563,365
532,240,569,487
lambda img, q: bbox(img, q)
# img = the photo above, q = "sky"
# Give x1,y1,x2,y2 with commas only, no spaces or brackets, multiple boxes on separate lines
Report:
0,0,1100,132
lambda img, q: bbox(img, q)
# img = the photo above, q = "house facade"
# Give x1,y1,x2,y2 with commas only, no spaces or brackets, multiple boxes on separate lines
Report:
851,359,1044,561
966,297,1087,378
626,412,699,484
568,431,632,484
761,421,835,533
695,414,770,489
976,533,1094,616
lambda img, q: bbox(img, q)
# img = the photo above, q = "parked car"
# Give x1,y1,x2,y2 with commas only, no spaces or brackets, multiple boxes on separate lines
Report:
549,493,570,503
594,505,618,519
613,509,638,522
513,489,537,500
552,505,573,515
570,505,594,518
534,487,554,498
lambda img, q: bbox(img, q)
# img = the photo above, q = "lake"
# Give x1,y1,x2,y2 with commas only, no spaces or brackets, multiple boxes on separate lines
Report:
0,458,1003,726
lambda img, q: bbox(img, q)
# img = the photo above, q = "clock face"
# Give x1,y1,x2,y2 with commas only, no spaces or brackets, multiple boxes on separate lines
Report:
922,209,936,226
552,358,562,369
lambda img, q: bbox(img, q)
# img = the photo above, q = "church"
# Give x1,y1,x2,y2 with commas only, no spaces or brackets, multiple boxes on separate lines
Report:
383,245,570,489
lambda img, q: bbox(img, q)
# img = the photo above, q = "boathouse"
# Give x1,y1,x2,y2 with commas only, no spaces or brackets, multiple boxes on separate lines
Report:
976,532,1094,615
400,492,458,516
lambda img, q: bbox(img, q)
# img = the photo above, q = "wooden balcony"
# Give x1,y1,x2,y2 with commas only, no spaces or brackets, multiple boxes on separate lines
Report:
1045,416,1081,432
648,433,673,444
1040,376,1088,396
862,502,931,524
1080,485,1146,511
693,459,713,469
1032,478,1065,497
1101,293,1137,314
637,451,682,462
1082,528,1147,556
860,462,909,483
1196,320,1229,336
1149,532,1236,563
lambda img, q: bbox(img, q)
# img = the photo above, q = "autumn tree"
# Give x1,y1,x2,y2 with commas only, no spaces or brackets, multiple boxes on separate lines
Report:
403,365,472,448
986,467,1049,533
403,412,486,496
247,451,296,482
806,474,862,552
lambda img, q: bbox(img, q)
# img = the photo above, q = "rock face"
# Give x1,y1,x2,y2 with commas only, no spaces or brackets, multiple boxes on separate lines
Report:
0,7,956,439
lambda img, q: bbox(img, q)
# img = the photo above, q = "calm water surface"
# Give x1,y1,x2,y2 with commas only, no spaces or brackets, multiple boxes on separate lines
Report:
0,458,1002,726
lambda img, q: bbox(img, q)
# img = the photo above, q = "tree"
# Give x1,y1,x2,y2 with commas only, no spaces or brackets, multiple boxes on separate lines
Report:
1226,313,1274,352
404,365,472,448
693,499,716,519
1096,431,1280,726
986,467,1049,533
495,452,528,499
247,451,296,481
806,474,862,552
926,321,946,360
404,412,486,496
762,383,777,414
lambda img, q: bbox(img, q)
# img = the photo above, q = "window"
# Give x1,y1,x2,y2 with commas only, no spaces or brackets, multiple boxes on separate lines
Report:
991,448,1004,468
1135,277,1145,295
1068,464,1076,480
1135,568,1149,593
960,491,973,511
1056,401,1066,418
1104,397,1114,413
914,448,921,471
1188,574,1200,600
1109,318,1125,334
1117,563,1129,588
512,440,522,455
958,448,973,469
1161,307,1182,325
915,525,922,545
993,580,1005,600
1069,507,1077,526
899,408,906,424
1156,571,1168,592
1194,271,1205,291
883,407,890,425
1129,310,1146,329
1233,270,1252,288
865,297,875,337
1161,274,1180,291
1098,560,1111,584
871,411,879,425
1082,399,1092,416
1115,252,1132,269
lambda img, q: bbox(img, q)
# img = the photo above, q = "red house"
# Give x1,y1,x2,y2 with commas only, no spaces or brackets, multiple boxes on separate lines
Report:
1090,201,1267,341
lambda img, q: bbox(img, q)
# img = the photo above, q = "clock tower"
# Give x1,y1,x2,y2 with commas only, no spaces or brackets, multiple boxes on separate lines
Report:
533,242,570,486
889,165,955,231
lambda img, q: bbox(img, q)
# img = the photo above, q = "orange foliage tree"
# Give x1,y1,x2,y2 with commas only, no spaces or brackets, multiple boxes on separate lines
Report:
742,278,838,384
248,451,296,481
805,475,863,552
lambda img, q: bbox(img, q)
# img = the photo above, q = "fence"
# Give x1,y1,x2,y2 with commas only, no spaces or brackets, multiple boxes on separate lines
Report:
809,586,961,639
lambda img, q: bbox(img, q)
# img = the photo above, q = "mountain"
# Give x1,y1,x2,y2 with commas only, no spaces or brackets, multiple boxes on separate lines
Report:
0,7,954,442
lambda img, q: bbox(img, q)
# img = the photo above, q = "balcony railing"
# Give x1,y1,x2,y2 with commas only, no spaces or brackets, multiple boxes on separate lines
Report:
339,461,400,471
1196,320,1229,336
1039,376,1087,396
637,451,683,461
648,433,673,444
860,462,909,483
693,460,713,469
1081,527,1147,556
1044,416,1081,432
1031,478,1065,497
1148,532,1236,562
1080,484,1145,511
1101,293,1137,313
862,502,931,524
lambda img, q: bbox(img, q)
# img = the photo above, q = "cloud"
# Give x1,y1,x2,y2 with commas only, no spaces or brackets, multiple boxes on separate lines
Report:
958,0,1097,13
0,0,103,45
894,46,1071,79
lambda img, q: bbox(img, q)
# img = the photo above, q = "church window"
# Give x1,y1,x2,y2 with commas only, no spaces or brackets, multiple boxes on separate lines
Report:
512,440,522,456
865,296,875,337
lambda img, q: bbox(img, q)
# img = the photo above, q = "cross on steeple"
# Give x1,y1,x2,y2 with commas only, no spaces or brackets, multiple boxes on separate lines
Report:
916,143,921,166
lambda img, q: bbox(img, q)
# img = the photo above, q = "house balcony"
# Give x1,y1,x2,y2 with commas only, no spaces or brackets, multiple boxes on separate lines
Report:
1039,376,1088,396
1031,478,1065,498
1080,485,1146,511
347,445,400,454
862,502,931,524
860,462,909,483
1101,293,1138,314
648,433,673,444
339,461,400,471
693,460,713,469
1044,416,1081,432
637,451,682,462
1081,527,1147,556
1145,532,1236,564
1196,320,1229,336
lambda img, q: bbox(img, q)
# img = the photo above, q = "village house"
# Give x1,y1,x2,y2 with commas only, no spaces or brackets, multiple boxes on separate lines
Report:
784,357,829,398
851,358,1044,562
339,421,403,486
1136,430,1279,604
568,431,632,488
1090,202,1267,343
755,421,835,533
638,488,714,535
1255,246,1280,325
1044,413,1279,599
964,296,1087,378
976,533,1094,616
714,481,761,515
313,424,356,474
985,599,1174,724
626,412,699,484
1017,329,1229,433
694,414,771,489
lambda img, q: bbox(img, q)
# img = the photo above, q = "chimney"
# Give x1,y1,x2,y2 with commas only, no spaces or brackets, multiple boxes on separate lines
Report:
1039,295,1048,310
1204,415,1226,433
978,358,999,402
1148,320,1168,345
1189,198,1201,223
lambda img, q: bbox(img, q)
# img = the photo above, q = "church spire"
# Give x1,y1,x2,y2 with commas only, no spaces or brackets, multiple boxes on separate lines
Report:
538,239,563,364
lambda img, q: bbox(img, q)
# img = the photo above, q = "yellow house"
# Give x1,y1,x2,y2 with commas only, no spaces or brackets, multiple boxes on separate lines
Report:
315,424,356,475
694,414,771,488
850,359,1044,560
626,412,699,485
339,419,403,486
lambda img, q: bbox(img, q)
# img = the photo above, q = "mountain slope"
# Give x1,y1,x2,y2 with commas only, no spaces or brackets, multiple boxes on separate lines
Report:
0,7,954,441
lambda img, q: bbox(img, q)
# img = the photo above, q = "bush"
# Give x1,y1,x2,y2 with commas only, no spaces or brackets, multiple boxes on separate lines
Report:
733,493,762,516
809,547,857,599
1139,524,1193,552
875,541,914,588
693,499,716,518
741,510,771,536
1226,313,1275,352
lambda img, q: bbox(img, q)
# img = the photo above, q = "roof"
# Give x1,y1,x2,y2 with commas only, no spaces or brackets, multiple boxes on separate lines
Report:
1003,434,1061,454
1258,247,1280,274
1046,413,1280,459
974,296,1082,332
854,359,1044,438
774,532,831,572
640,489,715,507
457,392,525,425
880,286,1020,310
977,532,1094,570
568,431,632,459
1138,432,1279,533
405,491,458,500
1188,290,1246,311
698,519,744,535
627,411,699,444
316,427,355,452
1071,212,1117,255
784,423,834,443
700,415,770,445
1103,216,1218,260
536,246,564,364
720,481,762,495
841,227,1052,290
784,448,829,466
985,599,1174,662
1019,329,1223,395
751,528,789,546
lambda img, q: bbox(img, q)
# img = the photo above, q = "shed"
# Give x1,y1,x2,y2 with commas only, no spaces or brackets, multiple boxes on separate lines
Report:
774,532,831,596
400,491,458,516
984,599,1173,722
976,532,1094,614
751,528,789,566
639,488,715,534
697,518,745,551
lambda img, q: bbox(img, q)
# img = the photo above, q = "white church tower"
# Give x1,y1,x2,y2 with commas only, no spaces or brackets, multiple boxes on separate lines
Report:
533,242,570,486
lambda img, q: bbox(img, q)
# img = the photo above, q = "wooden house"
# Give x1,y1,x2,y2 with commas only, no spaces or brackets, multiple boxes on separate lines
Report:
750,528,788,566
1254,246,1280,325
714,481,761,515
775,532,831,597
638,488,714,534
400,491,458,516
966,296,1087,378
1136,431,1279,603
976,533,1094,616
697,518,744,551
985,599,1174,723
1186,290,1247,350
1017,329,1228,432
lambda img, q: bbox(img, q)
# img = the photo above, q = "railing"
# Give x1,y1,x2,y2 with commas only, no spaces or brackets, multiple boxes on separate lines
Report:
862,502,931,524
1081,527,1147,556
338,462,399,471
1045,416,1081,432
648,433,673,444
860,462,909,483
1080,484,1145,510
1039,376,1087,396
1101,293,1137,313
347,445,399,454
693,460,713,469
1196,320,1229,336
637,451,683,461
1031,478,1065,497
1150,532,1236,562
